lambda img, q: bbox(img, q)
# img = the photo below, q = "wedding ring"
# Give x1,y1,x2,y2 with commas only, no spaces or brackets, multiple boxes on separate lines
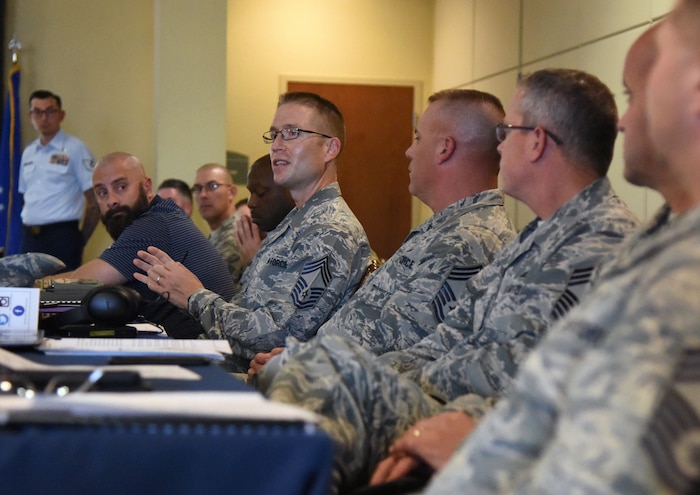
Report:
156,275,161,284
412,429,421,438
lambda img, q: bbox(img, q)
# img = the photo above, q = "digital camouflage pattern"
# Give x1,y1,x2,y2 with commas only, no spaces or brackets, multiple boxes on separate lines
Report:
315,189,515,353
0,253,65,287
265,177,640,491
256,189,515,388
208,209,244,283
189,183,370,371
426,204,700,495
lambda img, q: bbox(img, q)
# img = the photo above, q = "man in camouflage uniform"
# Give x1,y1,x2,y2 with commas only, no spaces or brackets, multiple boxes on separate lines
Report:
191,163,244,282
250,89,516,379
424,8,700,494
135,92,370,370
263,69,640,492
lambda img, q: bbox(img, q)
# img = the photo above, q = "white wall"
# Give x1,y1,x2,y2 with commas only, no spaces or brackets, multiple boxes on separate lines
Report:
4,0,676,257
434,0,674,228
5,0,228,258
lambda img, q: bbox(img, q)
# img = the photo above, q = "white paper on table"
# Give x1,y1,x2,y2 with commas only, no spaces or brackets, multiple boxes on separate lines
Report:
0,347,200,380
0,391,320,426
37,337,232,361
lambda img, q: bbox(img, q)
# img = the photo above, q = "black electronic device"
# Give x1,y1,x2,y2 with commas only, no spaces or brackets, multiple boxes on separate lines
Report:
41,285,142,337
81,285,141,324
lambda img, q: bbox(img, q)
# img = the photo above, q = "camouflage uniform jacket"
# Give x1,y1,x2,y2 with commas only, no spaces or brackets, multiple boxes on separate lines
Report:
188,183,370,370
380,176,640,404
315,189,515,353
265,177,639,491
208,209,244,283
426,204,700,495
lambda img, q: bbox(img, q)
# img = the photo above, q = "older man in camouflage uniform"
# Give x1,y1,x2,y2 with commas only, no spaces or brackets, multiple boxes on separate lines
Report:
191,163,244,282
263,69,639,492
135,92,370,370
424,8,700,494
250,89,515,380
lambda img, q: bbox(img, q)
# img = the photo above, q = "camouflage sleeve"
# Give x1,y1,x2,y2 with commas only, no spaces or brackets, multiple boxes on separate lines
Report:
425,239,700,495
440,393,496,419
265,333,441,493
209,215,243,282
415,252,612,403
319,219,513,355
189,223,368,367
381,227,624,403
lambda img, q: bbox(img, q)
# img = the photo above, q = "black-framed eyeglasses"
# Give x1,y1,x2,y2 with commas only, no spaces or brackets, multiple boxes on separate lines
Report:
495,123,563,146
262,127,333,144
28,108,60,118
191,181,230,194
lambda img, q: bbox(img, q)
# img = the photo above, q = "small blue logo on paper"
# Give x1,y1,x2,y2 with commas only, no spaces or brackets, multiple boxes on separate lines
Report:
0,314,9,326
13,306,25,316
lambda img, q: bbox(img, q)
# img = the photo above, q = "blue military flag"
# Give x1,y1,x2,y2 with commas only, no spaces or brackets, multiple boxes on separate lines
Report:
0,62,22,256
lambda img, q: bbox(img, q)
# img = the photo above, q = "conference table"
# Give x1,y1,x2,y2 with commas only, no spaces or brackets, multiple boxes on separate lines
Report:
0,348,334,495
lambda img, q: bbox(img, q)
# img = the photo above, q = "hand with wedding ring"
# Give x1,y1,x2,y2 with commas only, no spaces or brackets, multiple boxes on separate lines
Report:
369,411,477,486
133,246,204,308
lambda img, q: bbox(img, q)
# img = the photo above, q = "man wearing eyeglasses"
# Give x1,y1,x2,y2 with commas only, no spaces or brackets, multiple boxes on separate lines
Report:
191,163,244,282
18,90,99,271
258,70,640,493
135,92,370,371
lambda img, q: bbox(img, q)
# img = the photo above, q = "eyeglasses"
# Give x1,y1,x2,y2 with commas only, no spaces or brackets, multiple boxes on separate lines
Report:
262,127,333,144
28,108,60,118
495,123,563,146
191,181,230,195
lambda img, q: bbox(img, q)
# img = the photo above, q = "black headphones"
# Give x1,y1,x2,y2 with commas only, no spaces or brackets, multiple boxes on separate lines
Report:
42,285,142,332
81,285,141,324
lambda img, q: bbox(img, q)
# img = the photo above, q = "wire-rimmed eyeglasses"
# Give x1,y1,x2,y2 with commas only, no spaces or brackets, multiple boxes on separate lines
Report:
495,123,564,146
262,127,333,144
191,181,230,195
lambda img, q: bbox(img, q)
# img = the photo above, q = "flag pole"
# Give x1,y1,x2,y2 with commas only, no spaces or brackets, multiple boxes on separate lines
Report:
1,36,22,256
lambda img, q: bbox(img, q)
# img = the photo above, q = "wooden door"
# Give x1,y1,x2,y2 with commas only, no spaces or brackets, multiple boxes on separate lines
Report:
287,81,414,260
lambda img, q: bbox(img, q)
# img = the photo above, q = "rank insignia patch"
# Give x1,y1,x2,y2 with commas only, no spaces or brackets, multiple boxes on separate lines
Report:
431,265,482,322
292,256,332,309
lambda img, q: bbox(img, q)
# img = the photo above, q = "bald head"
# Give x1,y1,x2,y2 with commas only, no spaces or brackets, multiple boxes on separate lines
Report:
92,152,154,240
406,89,504,213
618,24,662,189
94,152,146,177
428,89,505,173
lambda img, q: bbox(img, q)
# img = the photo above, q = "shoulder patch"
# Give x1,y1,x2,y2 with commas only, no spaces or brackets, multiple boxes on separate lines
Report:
431,265,482,322
643,348,700,493
291,256,332,309
83,158,96,171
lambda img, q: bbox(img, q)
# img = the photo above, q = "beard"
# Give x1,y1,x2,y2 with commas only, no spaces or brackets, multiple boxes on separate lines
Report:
102,188,151,240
